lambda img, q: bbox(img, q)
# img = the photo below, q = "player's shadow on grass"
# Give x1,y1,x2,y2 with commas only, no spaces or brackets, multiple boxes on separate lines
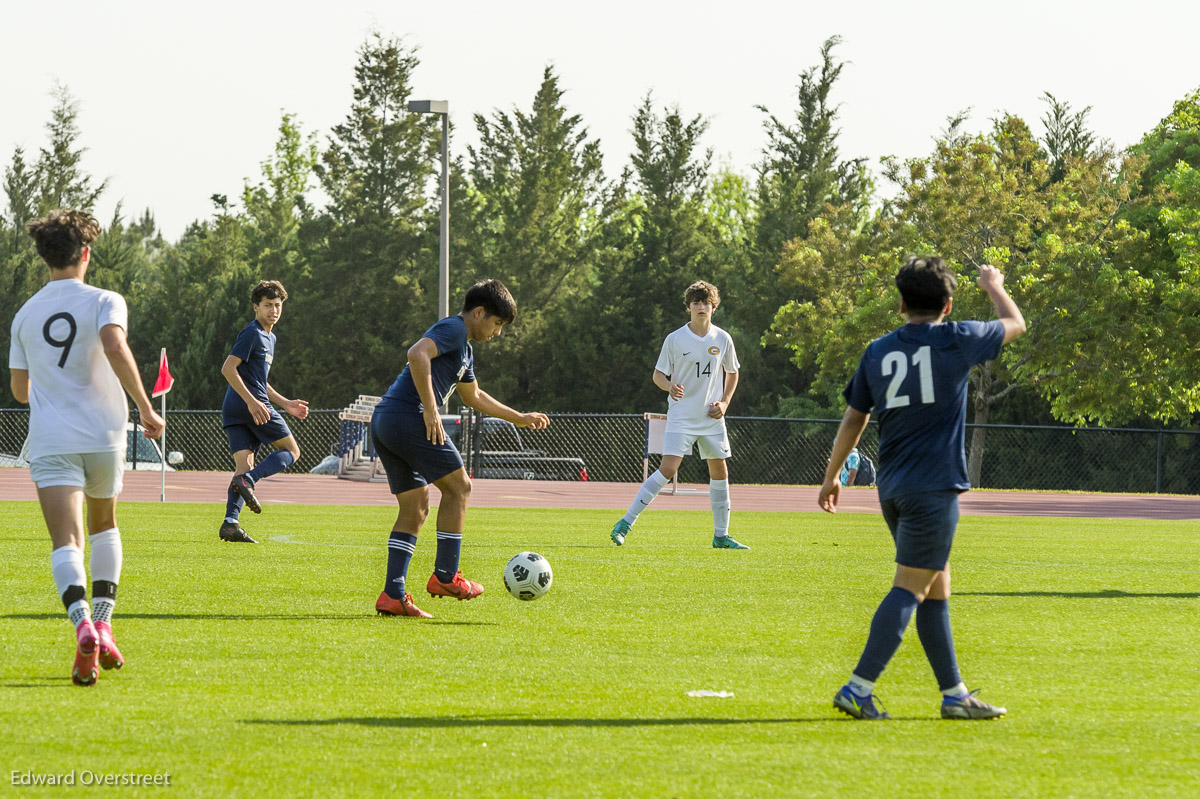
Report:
1,612,495,624
245,715,866,728
957,590,1200,599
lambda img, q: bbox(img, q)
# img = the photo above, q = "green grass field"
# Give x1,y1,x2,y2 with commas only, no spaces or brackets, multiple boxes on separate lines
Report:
2,501,1198,797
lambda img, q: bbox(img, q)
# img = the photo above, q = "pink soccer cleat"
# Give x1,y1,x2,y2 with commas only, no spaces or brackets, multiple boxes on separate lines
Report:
95,621,124,670
426,571,484,600
72,620,99,686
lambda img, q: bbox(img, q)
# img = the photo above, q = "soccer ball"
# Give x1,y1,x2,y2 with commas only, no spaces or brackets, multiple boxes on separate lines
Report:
503,552,553,601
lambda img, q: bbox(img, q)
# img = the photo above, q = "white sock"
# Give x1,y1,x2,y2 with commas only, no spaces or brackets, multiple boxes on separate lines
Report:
848,675,875,697
710,478,730,537
624,470,670,524
67,600,91,628
89,528,122,626
51,544,87,616
89,528,122,584
942,682,968,699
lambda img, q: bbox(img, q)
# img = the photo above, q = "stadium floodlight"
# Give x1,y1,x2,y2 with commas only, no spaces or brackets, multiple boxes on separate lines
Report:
408,100,451,326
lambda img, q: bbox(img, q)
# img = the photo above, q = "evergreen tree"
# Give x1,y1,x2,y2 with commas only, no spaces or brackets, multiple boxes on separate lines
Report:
291,33,439,407
461,66,608,406
35,84,107,213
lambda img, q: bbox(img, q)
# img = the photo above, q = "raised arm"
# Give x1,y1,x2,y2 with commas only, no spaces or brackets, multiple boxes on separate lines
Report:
100,324,165,439
977,264,1026,344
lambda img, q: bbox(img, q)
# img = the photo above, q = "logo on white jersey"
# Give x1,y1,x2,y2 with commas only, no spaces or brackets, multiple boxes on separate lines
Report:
708,346,720,355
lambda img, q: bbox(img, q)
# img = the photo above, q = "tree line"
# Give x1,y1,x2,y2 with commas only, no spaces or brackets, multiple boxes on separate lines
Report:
3,33,1199,481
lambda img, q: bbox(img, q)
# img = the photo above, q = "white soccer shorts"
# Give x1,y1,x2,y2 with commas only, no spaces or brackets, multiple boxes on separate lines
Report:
661,429,732,460
29,451,125,497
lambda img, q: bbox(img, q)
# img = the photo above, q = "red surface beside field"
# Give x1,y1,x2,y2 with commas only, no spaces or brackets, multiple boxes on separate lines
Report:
1,468,1197,519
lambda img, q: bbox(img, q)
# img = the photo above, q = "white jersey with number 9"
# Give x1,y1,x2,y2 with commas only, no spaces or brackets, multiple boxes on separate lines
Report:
8,279,130,460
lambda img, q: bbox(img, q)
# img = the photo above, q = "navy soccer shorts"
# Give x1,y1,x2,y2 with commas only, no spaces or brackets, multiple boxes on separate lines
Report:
879,489,962,570
370,411,465,495
223,410,293,455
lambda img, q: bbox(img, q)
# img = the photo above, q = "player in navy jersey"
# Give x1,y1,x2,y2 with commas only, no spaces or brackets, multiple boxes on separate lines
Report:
372,279,549,618
218,280,309,543
820,257,1026,721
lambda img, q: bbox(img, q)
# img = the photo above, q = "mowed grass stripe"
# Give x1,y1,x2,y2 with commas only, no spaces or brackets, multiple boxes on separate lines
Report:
1,502,1197,798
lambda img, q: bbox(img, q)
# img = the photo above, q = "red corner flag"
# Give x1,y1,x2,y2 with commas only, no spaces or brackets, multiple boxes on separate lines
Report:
152,348,174,397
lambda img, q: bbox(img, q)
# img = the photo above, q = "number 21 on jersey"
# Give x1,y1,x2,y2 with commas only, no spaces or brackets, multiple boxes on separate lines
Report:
882,346,934,409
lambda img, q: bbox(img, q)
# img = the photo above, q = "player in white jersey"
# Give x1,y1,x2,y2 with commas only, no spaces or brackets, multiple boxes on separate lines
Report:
8,210,164,686
610,281,748,549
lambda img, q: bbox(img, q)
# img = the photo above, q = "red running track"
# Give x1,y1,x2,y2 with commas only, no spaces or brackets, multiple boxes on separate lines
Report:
1,468,1198,519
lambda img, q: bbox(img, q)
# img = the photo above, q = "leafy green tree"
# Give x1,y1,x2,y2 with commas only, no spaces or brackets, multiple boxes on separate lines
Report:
1114,88,1200,423
769,110,1154,483
242,112,318,287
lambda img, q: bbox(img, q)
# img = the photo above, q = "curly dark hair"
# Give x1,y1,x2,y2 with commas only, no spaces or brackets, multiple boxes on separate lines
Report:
683,281,721,309
251,280,288,305
26,209,101,268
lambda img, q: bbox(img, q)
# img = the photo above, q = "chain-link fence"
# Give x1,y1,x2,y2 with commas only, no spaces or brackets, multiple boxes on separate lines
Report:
2,407,1199,494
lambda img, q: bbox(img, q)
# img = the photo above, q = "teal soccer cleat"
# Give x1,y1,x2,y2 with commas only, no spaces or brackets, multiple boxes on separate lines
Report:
941,689,1006,720
712,534,749,550
833,685,890,720
610,519,632,546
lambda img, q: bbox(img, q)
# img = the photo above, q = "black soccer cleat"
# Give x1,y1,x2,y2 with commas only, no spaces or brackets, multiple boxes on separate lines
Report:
230,474,262,514
219,521,258,543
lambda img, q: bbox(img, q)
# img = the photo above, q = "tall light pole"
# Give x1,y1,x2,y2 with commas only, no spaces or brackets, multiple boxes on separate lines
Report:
407,100,450,323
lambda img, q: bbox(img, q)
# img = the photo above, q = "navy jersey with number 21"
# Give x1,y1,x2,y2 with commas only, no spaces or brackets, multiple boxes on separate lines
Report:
843,320,1005,500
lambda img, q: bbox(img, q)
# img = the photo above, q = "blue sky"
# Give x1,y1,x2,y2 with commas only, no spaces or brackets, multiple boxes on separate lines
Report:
2,0,1196,239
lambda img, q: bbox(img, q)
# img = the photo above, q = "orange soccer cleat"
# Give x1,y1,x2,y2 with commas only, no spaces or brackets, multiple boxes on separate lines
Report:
375,591,432,618
426,571,484,601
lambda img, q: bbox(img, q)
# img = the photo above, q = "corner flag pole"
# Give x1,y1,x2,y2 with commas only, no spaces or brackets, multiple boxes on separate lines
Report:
151,348,175,503
160,387,166,503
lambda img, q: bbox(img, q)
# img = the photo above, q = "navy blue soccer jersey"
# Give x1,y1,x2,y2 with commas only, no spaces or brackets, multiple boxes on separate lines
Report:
222,320,275,422
378,316,476,413
843,320,1005,500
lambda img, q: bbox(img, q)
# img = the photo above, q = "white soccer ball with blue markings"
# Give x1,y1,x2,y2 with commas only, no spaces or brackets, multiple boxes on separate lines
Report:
503,552,553,601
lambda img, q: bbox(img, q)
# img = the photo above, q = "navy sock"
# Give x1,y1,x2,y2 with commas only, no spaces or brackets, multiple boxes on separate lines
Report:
853,586,920,682
225,483,245,522
248,449,296,484
916,598,962,691
385,532,418,599
433,531,462,583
